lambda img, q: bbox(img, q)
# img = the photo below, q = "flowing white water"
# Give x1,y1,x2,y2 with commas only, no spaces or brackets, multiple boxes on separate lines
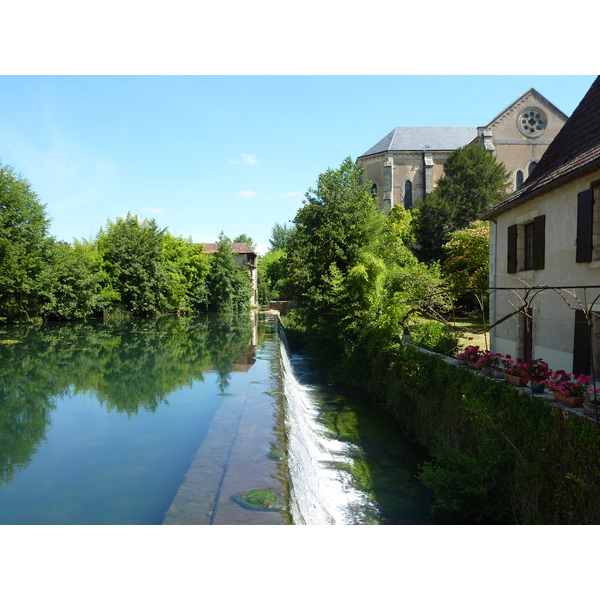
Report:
279,332,377,525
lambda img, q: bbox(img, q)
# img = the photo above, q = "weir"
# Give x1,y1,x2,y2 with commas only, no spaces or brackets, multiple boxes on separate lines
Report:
278,328,379,525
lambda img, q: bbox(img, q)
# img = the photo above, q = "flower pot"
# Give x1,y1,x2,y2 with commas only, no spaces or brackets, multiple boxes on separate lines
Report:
552,390,585,407
482,366,491,376
467,361,481,370
504,373,528,386
530,382,545,394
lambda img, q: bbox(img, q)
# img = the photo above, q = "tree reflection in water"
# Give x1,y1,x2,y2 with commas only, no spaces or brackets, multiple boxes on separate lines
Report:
0,313,255,486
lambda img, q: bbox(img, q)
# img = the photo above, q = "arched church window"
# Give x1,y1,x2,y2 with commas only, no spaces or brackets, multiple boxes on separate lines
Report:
404,180,413,209
516,170,524,189
528,162,538,177
371,183,378,197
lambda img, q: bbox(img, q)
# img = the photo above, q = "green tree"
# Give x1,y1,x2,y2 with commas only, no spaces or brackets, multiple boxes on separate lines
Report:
442,220,490,312
257,248,288,304
205,233,252,312
285,157,390,360
95,213,167,315
159,233,210,313
41,241,107,320
269,222,295,251
283,157,452,371
0,163,55,321
414,145,508,263
232,234,255,249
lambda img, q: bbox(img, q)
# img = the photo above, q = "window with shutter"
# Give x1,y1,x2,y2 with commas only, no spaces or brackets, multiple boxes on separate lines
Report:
576,188,594,263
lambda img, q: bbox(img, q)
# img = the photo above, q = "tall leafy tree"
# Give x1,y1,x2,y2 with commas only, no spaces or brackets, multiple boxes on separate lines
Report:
414,145,508,263
0,163,54,320
285,157,388,358
442,220,490,311
232,234,255,249
95,213,167,315
269,222,295,251
41,241,107,320
205,234,252,312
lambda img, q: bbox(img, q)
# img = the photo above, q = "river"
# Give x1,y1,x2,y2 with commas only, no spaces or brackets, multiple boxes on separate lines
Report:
0,313,445,524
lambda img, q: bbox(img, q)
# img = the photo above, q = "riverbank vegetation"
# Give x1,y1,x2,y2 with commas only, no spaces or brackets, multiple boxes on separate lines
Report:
278,154,600,524
0,162,252,322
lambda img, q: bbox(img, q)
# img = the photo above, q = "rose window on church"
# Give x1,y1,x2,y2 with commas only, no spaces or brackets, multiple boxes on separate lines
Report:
517,108,547,137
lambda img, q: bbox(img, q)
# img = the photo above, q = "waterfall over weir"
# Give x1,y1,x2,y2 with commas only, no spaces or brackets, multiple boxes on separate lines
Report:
278,330,378,525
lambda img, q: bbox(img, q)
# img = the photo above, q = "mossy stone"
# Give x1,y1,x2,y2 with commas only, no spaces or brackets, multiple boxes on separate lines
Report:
231,489,285,512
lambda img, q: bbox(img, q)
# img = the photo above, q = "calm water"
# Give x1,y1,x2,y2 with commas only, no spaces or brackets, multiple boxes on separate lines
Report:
0,314,287,525
0,313,446,525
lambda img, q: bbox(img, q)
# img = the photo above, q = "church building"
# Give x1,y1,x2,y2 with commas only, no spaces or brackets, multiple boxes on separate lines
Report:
357,89,568,211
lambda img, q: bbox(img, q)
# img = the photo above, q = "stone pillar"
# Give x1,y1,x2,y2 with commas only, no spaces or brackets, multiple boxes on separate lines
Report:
424,152,435,194
382,156,393,212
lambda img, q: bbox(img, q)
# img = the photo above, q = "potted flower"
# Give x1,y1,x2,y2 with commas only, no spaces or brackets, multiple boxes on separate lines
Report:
476,351,504,378
457,345,483,369
523,358,551,394
501,356,529,386
546,370,591,407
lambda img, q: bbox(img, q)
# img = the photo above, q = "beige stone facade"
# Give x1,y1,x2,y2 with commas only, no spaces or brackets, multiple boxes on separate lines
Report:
489,169,600,374
357,89,568,211
486,77,600,376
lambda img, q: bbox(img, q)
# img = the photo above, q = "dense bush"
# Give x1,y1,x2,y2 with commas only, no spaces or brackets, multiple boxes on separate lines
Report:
345,340,600,524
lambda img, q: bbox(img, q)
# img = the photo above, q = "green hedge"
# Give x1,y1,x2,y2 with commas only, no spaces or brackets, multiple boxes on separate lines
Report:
343,343,600,524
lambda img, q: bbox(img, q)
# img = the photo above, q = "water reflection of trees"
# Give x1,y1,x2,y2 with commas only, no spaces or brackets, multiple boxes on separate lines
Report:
0,314,255,484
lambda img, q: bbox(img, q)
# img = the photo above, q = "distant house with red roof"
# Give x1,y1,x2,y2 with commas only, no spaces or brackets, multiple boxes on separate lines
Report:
201,242,258,307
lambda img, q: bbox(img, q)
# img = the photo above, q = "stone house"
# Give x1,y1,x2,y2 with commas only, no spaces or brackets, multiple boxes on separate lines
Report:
485,76,600,376
357,88,568,211
201,242,258,307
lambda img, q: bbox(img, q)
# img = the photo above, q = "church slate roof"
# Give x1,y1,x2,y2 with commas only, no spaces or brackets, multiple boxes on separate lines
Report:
486,76,600,218
358,126,477,158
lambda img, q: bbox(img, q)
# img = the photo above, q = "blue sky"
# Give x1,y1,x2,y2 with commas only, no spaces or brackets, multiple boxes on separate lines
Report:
0,75,596,254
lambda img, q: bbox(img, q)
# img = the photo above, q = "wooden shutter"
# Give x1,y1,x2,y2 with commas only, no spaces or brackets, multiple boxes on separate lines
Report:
533,215,545,270
576,189,594,263
573,309,591,375
507,224,518,273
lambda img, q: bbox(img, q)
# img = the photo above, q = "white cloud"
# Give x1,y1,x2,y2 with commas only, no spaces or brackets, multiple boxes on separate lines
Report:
255,242,269,256
140,207,165,214
236,190,258,197
229,153,258,166
284,191,303,197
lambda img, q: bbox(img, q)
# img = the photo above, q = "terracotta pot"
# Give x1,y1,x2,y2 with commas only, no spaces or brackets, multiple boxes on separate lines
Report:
467,361,481,370
552,390,585,407
504,373,528,386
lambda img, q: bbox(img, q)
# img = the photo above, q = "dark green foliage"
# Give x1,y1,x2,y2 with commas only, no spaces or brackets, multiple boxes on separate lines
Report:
96,213,167,315
41,241,107,320
342,337,600,524
0,163,55,320
414,145,509,263
205,234,253,313
410,320,460,356
269,222,295,251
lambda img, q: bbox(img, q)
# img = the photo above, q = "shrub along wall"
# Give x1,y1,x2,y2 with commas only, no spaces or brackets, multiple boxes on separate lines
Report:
343,343,600,524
